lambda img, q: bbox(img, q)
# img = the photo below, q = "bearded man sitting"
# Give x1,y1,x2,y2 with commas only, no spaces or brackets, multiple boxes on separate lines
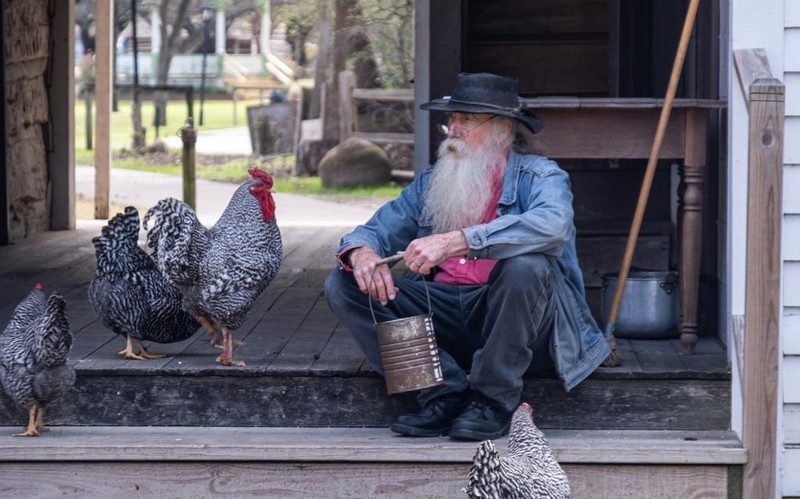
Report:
324,72,612,441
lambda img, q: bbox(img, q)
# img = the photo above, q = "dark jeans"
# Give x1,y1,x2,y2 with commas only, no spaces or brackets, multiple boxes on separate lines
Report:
324,253,555,412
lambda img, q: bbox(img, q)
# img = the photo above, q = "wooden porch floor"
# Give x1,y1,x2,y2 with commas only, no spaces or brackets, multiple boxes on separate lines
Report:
0,221,730,430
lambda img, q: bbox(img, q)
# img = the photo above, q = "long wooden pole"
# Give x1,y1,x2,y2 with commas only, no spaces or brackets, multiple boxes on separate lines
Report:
604,0,701,343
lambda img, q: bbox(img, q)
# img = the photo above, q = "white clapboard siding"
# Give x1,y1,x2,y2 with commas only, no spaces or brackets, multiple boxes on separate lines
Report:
786,405,800,443
786,448,800,495
784,357,800,403
787,119,800,165
785,308,800,355
789,1,800,27
788,29,800,71
787,74,800,116
785,174,800,214
783,216,800,258
784,263,800,307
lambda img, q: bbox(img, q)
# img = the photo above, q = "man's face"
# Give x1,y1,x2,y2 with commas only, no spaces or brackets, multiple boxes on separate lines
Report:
445,112,497,151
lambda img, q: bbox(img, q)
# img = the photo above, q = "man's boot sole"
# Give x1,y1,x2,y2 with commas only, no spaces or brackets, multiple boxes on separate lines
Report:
447,424,510,441
389,422,451,437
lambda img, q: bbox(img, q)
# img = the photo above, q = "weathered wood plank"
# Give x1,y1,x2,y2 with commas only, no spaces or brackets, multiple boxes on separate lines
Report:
742,69,783,499
0,461,738,499
267,294,338,373
310,323,367,375
0,372,728,430
0,426,744,464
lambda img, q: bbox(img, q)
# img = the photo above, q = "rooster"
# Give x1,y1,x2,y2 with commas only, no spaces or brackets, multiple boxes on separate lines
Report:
89,206,200,359
143,167,283,367
0,284,75,437
464,403,570,499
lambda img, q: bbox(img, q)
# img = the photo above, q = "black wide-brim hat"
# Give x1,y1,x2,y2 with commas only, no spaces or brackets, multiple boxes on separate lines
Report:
420,72,544,134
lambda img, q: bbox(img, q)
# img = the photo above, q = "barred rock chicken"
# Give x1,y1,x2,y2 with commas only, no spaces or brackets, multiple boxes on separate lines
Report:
0,284,75,437
143,168,283,367
464,403,570,499
89,206,200,360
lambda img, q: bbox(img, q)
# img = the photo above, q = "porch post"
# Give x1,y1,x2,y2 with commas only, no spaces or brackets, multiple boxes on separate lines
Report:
741,71,784,497
94,0,113,220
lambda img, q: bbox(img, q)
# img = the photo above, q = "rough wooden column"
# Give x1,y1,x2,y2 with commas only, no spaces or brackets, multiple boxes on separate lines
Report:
94,0,113,220
678,109,707,354
742,76,783,499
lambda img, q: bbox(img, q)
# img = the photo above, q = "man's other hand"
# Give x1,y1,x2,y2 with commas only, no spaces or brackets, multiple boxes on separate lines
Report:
349,247,399,305
404,231,469,275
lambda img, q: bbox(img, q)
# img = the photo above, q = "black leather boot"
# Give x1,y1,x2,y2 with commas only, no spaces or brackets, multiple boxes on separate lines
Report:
448,393,514,441
390,391,472,437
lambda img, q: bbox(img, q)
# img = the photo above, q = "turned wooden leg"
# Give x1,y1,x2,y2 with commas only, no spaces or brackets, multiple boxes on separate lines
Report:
679,110,707,355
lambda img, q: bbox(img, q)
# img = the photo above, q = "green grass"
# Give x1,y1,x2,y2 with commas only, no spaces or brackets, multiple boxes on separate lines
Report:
109,154,404,198
76,97,405,199
75,98,260,152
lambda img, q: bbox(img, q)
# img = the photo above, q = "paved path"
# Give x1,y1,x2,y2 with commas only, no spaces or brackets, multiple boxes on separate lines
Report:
76,165,377,228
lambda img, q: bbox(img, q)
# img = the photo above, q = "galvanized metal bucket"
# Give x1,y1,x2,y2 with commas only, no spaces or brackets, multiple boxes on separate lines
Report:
601,271,679,339
369,275,443,394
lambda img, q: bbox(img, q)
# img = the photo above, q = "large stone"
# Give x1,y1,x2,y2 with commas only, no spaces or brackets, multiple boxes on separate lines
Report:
318,137,392,188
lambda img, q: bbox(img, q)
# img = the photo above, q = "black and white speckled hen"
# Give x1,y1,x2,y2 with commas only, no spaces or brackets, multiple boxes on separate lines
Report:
464,403,570,499
89,206,200,360
0,284,75,437
143,168,283,367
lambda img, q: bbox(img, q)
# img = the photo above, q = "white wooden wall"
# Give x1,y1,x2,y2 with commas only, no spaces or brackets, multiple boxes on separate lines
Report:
783,2,800,495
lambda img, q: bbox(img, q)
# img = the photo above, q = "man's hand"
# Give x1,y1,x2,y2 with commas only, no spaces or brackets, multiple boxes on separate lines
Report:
404,231,469,275
349,247,398,305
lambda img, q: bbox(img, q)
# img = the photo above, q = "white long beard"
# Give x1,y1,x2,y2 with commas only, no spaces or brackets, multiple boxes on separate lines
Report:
425,128,512,234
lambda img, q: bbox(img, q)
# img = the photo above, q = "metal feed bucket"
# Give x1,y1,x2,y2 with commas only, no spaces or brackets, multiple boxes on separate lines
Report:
369,268,443,395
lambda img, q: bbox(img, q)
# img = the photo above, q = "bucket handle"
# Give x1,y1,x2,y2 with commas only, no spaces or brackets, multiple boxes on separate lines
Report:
368,252,432,325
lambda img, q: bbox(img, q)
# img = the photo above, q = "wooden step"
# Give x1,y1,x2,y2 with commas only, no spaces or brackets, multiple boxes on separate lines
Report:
0,367,730,431
0,426,745,498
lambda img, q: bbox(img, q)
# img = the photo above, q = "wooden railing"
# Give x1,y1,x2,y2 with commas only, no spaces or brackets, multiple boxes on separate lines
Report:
733,47,784,499
338,70,414,146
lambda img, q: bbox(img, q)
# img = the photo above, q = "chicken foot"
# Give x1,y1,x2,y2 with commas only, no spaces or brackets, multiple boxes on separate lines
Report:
14,405,40,437
119,335,167,360
216,327,245,367
197,316,245,349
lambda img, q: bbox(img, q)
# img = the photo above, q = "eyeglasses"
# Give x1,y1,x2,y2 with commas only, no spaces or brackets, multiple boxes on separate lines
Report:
437,113,496,139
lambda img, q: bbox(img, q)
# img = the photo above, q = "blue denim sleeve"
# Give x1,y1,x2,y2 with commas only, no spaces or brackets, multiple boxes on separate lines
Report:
461,163,574,260
337,172,427,261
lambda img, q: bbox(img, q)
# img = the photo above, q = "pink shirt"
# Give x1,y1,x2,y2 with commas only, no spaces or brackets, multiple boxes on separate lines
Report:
433,159,505,285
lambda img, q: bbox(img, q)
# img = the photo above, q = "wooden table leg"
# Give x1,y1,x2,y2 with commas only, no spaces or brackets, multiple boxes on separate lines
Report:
679,109,707,355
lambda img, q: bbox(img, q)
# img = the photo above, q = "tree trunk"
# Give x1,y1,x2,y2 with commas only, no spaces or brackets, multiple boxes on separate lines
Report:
310,0,330,120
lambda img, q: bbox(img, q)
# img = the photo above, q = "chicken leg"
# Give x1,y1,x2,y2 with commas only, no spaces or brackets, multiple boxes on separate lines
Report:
216,327,245,367
34,406,49,433
119,335,166,360
197,316,245,350
14,405,40,437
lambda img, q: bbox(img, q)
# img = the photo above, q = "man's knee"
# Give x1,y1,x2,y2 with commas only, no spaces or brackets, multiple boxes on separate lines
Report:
491,253,552,291
324,268,358,312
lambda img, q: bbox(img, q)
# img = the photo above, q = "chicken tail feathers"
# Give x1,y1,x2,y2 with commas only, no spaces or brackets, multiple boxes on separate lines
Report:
465,440,503,498
3,285,47,336
92,207,143,270
143,198,202,285
34,292,73,366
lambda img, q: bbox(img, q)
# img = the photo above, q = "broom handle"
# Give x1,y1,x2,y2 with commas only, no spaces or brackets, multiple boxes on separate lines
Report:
605,0,701,334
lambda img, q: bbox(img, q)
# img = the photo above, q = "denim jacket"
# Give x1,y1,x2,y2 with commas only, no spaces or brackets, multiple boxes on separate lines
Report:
337,150,610,391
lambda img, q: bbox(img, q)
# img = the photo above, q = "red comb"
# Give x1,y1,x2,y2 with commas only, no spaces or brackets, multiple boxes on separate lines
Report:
248,167,273,188
34,283,43,290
